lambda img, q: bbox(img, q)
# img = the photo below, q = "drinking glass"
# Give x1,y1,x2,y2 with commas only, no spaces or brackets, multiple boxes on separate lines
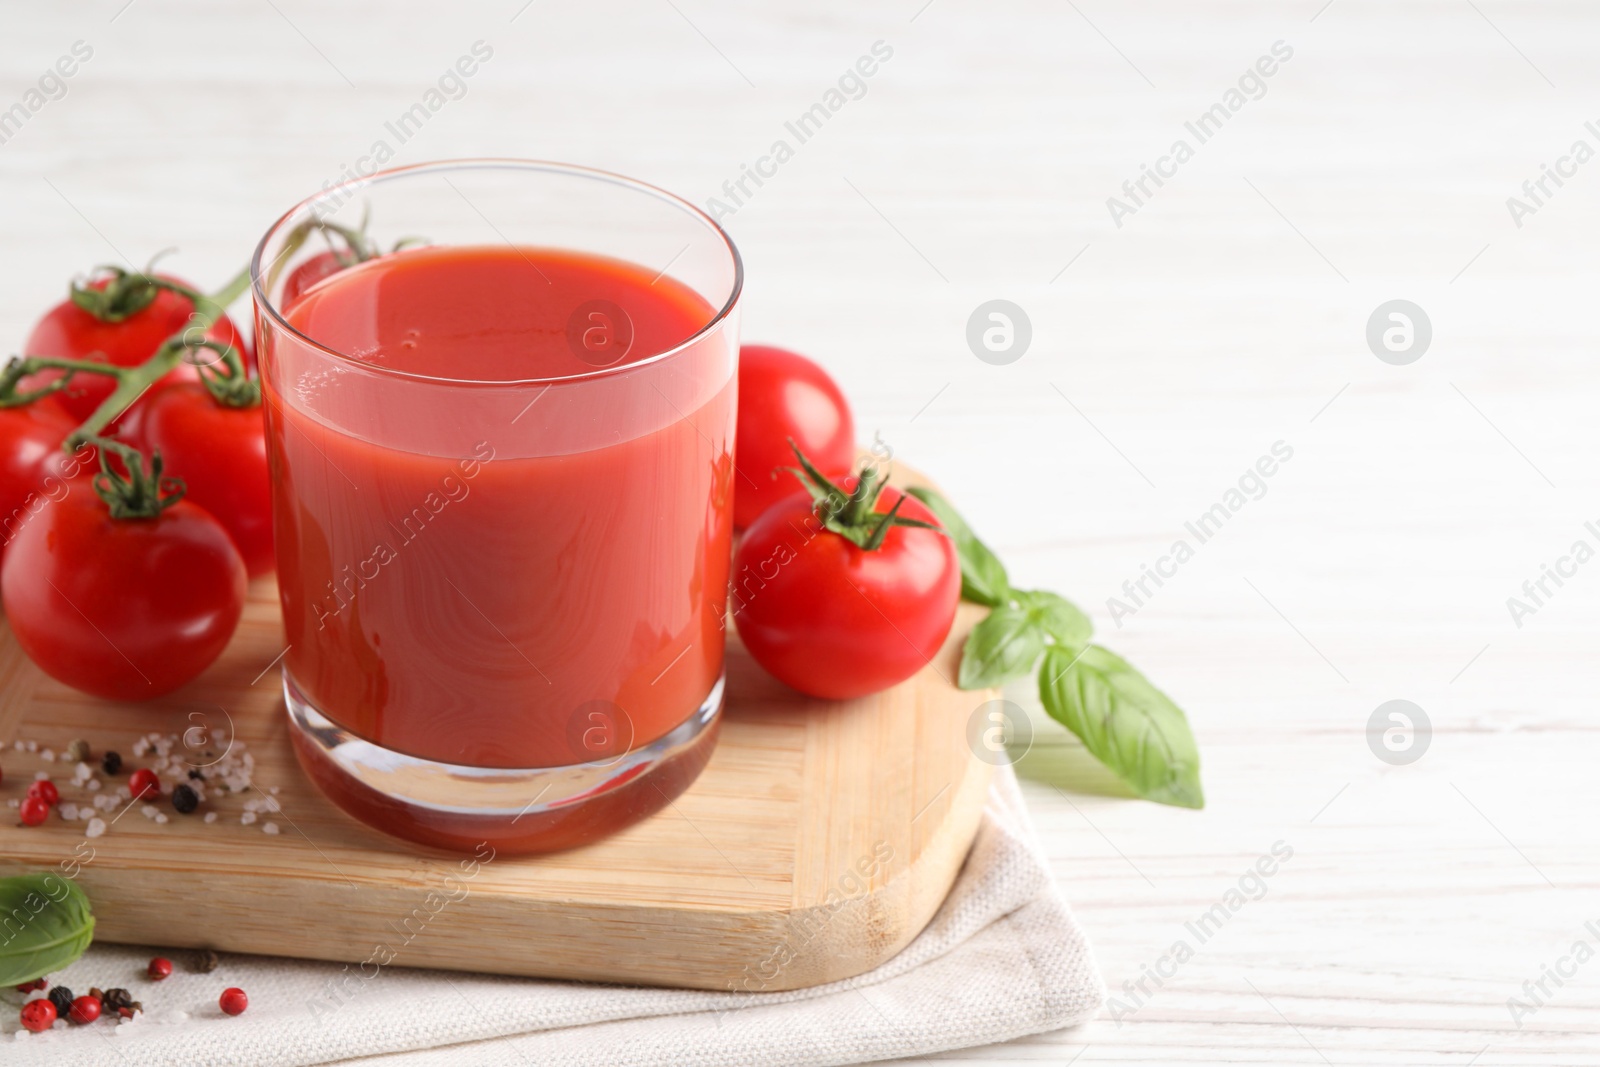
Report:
251,160,741,852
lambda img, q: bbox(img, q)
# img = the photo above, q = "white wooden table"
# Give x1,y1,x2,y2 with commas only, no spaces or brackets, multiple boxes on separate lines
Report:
4,1,1598,1062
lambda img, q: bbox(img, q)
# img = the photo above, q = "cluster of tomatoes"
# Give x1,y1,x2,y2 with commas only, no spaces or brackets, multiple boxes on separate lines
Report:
730,345,961,700
0,245,957,708
0,265,270,701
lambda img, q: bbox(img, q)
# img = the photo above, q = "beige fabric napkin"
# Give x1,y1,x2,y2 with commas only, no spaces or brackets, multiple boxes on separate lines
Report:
5,766,1102,1067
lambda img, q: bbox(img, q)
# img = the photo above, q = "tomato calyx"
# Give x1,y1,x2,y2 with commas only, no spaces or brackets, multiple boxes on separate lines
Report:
68,265,167,323
86,436,185,519
785,441,945,552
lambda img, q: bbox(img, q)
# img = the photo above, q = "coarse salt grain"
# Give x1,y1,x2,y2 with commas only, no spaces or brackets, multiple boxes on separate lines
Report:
263,822,280,835
60,804,78,820
34,770,48,780
240,812,257,826
86,818,106,838
40,749,54,762
154,813,168,825
204,812,218,824
88,780,101,791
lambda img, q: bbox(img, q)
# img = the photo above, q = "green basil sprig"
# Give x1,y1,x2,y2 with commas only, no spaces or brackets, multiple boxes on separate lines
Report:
909,486,1204,809
0,872,96,985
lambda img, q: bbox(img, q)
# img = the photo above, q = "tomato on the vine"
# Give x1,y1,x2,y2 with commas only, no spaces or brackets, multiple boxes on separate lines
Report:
124,382,273,577
734,344,855,528
23,272,251,422
731,451,960,701
0,400,93,559
1,485,246,701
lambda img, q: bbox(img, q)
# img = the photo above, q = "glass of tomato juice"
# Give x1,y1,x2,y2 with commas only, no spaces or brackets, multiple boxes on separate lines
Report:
250,161,741,853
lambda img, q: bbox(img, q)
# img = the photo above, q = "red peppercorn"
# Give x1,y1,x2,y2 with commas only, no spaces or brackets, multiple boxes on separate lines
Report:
129,768,160,800
15,978,46,993
19,796,50,826
219,987,248,1016
20,997,56,1032
68,995,101,1024
26,779,59,806
147,957,173,981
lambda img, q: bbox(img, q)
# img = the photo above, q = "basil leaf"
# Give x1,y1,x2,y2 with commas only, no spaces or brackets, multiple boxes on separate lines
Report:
0,872,95,985
1014,589,1093,647
958,605,1046,689
1038,644,1204,809
906,486,1010,607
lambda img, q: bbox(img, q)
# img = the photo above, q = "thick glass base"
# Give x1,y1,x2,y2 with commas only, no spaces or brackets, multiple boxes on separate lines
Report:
285,672,723,854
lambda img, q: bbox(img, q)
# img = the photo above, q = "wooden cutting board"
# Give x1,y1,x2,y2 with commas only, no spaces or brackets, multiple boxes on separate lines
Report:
0,553,992,992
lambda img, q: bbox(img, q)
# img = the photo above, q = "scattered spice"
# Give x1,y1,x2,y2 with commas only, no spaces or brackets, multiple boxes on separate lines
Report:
19,998,55,1033
219,987,248,1016
196,949,220,974
102,987,134,1012
171,784,199,814
65,739,89,763
19,796,49,826
69,994,101,1024
187,768,205,781
101,751,122,776
47,985,74,1016
147,957,173,981
16,978,46,993
128,768,159,801
26,779,58,806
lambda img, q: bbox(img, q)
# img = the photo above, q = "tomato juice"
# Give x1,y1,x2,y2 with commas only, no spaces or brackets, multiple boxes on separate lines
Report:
261,243,735,848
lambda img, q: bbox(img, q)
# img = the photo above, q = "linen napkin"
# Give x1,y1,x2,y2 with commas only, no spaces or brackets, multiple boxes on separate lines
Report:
4,766,1103,1067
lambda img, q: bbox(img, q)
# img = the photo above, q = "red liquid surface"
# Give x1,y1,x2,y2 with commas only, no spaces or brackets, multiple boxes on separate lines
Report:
266,245,734,779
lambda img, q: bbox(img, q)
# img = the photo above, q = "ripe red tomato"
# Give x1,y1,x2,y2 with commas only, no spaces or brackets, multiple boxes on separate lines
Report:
0,400,93,560
124,382,273,577
23,273,251,422
734,345,855,528
1,492,246,700
732,479,960,700
282,250,355,308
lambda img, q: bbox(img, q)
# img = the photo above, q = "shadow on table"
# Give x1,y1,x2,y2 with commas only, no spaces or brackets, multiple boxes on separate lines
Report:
1010,738,1141,802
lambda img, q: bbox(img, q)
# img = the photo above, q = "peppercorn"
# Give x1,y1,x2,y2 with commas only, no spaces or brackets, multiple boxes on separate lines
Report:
102,987,134,1012
19,796,50,826
101,750,122,775
171,784,199,814
197,949,220,973
47,985,73,1016
147,956,173,981
69,994,101,1024
129,768,159,800
219,987,248,1016
19,998,55,1032
187,768,205,781
15,978,46,992
65,739,89,763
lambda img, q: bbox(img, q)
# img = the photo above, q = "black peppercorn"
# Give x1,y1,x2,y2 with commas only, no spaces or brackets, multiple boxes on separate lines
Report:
102,987,133,1011
48,985,73,1015
171,784,199,814
101,751,122,775
187,768,205,781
